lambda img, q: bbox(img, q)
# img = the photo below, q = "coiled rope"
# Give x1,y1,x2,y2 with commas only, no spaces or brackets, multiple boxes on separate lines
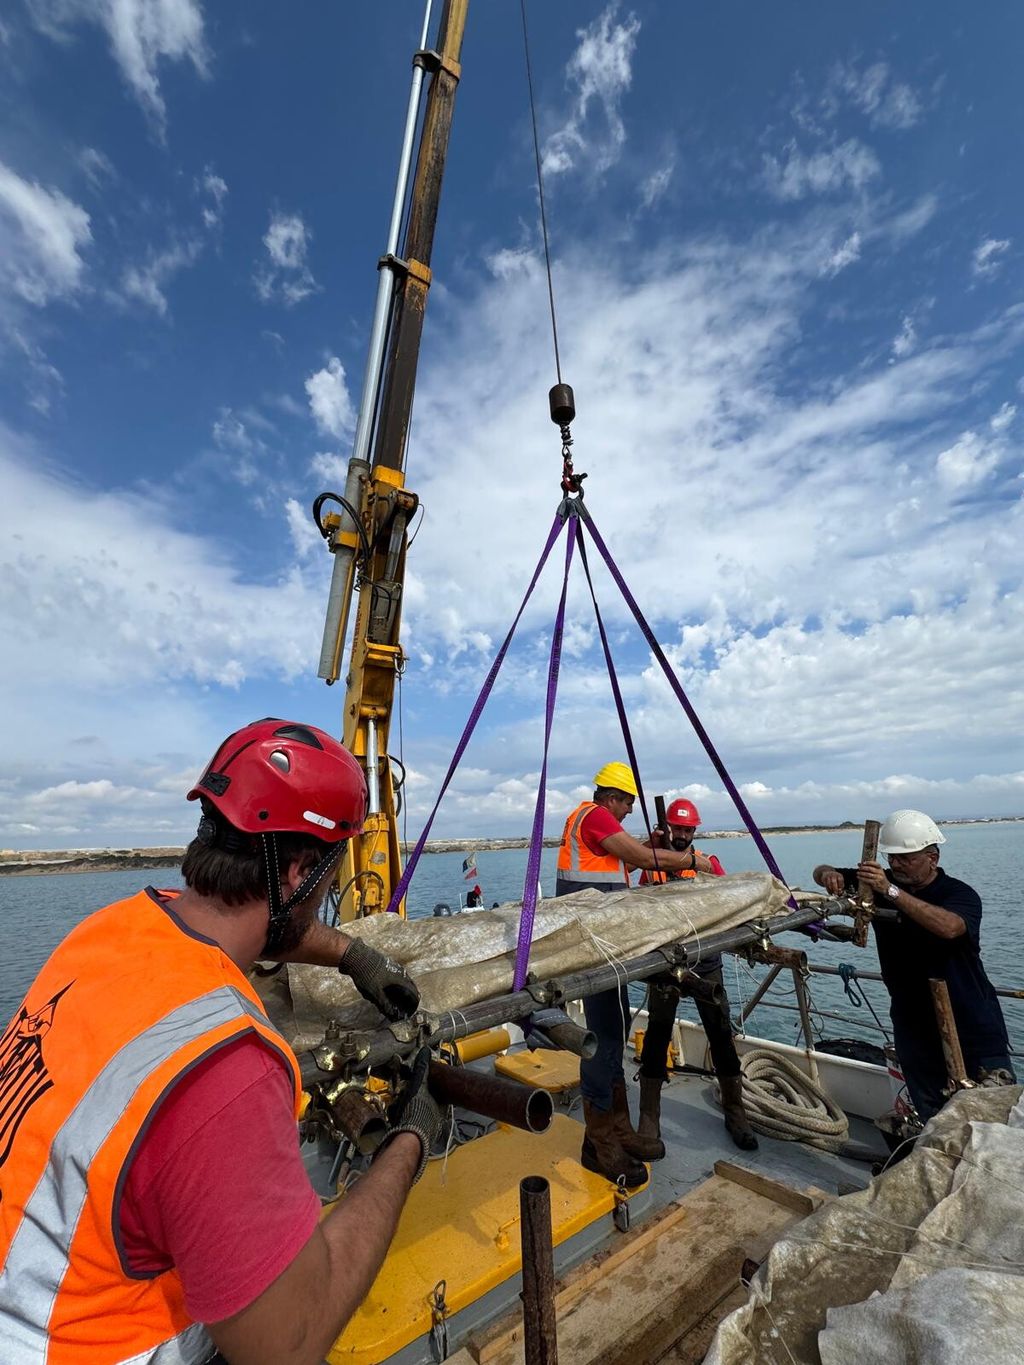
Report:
736,1049,849,1152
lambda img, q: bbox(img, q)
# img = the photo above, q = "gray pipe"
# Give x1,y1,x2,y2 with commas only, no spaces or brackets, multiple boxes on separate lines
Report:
350,0,434,470
366,717,380,815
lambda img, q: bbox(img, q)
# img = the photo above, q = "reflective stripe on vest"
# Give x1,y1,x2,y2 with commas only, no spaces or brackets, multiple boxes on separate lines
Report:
0,984,264,1364
556,801,629,886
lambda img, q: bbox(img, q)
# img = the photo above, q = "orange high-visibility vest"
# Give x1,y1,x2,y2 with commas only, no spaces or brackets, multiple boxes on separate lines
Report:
640,866,697,884
0,888,302,1364
555,801,630,891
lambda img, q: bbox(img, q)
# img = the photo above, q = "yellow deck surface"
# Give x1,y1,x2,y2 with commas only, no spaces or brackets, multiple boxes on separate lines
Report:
327,1115,644,1364
494,1049,581,1092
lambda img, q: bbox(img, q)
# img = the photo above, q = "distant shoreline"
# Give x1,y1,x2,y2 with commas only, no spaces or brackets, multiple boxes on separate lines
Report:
1,817,1020,877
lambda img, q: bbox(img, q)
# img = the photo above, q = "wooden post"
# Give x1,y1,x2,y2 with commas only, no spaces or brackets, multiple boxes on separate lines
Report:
930,978,969,1095
520,1176,558,1365
854,818,882,948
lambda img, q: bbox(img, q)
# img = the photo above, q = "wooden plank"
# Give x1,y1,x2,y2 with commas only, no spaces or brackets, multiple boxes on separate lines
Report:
471,1199,691,1363
471,1172,801,1365
712,1160,825,1216
598,1244,747,1365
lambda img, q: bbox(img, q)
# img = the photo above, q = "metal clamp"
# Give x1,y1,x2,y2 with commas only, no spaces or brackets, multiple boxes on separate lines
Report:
613,1177,631,1233
429,1279,450,1360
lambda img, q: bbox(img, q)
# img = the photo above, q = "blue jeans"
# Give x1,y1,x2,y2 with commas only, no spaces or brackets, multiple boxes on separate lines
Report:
580,985,632,1111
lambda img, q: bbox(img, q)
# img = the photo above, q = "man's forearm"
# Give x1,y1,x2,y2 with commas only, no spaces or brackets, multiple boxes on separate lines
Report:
316,1135,421,1341
264,920,353,967
207,1133,422,1365
888,886,966,940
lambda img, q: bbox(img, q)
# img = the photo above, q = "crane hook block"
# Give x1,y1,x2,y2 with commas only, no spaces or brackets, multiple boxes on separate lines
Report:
549,383,575,428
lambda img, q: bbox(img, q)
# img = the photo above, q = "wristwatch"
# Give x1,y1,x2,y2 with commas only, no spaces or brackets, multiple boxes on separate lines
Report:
885,884,900,901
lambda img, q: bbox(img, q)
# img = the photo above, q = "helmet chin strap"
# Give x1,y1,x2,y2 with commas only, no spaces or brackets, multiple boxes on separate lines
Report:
260,833,344,956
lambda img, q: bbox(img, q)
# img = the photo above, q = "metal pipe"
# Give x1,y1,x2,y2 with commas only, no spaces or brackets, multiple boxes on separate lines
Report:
806,962,1024,1001
324,1086,388,1155
739,964,783,1025
525,1010,597,1059
349,0,435,470
520,1176,558,1365
675,970,724,1007
317,456,370,682
428,1060,554,1133
792,966,820,1084
335,906,829,1071
365,717,380,815
748,945,807,971
930,978,969,1092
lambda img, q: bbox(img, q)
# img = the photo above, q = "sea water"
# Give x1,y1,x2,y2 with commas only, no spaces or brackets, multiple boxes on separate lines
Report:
2,823,1021,1053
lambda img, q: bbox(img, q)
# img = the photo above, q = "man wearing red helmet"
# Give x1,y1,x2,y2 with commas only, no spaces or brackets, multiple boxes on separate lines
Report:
637,796,757,1152
0,719,441,1365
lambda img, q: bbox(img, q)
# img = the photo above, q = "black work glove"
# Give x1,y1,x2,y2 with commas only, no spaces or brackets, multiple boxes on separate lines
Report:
378,1046,447,1183
341,938,420,1021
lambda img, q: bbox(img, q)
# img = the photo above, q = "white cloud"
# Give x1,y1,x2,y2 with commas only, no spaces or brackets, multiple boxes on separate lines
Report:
120,238,202,315
820,231,861,276
972,237,1010,279
638,157,674,211
935,428,1002,490
542,5,641,179
0,422,320,694
990,402,1016,434
78,145,116,189
28,0,208,136
829,61,924,130
0,159,92,305
199,168,227,227
305,357,355,440
254,210,318,306
891,314,916,360
763,139,881,200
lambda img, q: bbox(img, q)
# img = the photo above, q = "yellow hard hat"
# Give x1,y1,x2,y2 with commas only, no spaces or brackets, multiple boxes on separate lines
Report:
593,761,638,796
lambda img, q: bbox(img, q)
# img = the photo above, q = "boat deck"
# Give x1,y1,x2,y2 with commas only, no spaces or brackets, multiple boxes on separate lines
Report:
315,1047,890,1364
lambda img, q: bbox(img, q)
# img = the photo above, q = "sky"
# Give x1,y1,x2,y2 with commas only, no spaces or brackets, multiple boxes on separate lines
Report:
1,0,1022,850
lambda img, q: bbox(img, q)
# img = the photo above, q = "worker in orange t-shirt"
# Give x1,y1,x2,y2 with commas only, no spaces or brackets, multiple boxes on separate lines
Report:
637,798,757,1152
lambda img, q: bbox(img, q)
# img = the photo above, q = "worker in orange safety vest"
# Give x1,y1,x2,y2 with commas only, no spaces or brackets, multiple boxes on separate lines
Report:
0,719,444,1365
555,763,698,1188
637,797,757,1152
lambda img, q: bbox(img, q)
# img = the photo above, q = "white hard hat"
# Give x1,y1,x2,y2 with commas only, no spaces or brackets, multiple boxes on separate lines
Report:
877,809,946,855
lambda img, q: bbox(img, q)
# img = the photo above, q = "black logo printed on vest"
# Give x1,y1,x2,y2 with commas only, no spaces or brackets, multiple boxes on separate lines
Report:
0,982,73,1198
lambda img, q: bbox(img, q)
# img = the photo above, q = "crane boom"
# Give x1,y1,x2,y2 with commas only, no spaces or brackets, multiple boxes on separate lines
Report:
316,0,469,919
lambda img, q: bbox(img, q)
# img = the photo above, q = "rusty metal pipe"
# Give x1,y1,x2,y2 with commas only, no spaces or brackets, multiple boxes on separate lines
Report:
747,945,808,971
675,969,725,1006
854,819,882,948
325,1086,388,1155
520,1176,558,1365
428,1061,553,1133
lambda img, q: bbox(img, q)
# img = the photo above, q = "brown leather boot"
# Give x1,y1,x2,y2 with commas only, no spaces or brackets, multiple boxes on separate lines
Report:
611,1078,665,1161
637,1075,665,1147
720,1073,758,1151
581,1100,648,1186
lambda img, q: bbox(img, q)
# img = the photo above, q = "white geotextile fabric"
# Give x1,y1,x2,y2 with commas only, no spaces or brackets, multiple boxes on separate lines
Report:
706,1084,1024,1365
264,871,793,1053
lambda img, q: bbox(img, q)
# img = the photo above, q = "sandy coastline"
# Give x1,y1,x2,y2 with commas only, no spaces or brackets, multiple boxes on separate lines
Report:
1,818,1019,877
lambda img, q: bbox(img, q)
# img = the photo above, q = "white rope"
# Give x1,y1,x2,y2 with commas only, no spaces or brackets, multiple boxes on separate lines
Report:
736,1048,849,1152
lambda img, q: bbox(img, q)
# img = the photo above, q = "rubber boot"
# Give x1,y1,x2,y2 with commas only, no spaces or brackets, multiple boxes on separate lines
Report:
581,1101,648,1187
611,1077,665,1161
720,1073,758,1151
637,1075,665,1147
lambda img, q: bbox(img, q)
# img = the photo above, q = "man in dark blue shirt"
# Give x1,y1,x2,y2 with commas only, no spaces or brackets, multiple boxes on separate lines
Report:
814,808,1013,1121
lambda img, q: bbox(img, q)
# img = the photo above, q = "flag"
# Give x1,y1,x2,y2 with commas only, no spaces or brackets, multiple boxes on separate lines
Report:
462,853,477,881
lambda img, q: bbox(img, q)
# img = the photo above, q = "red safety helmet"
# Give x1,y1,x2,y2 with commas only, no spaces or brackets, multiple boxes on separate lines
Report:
666,798,701,828
187,719,367,954
187,718,366,841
